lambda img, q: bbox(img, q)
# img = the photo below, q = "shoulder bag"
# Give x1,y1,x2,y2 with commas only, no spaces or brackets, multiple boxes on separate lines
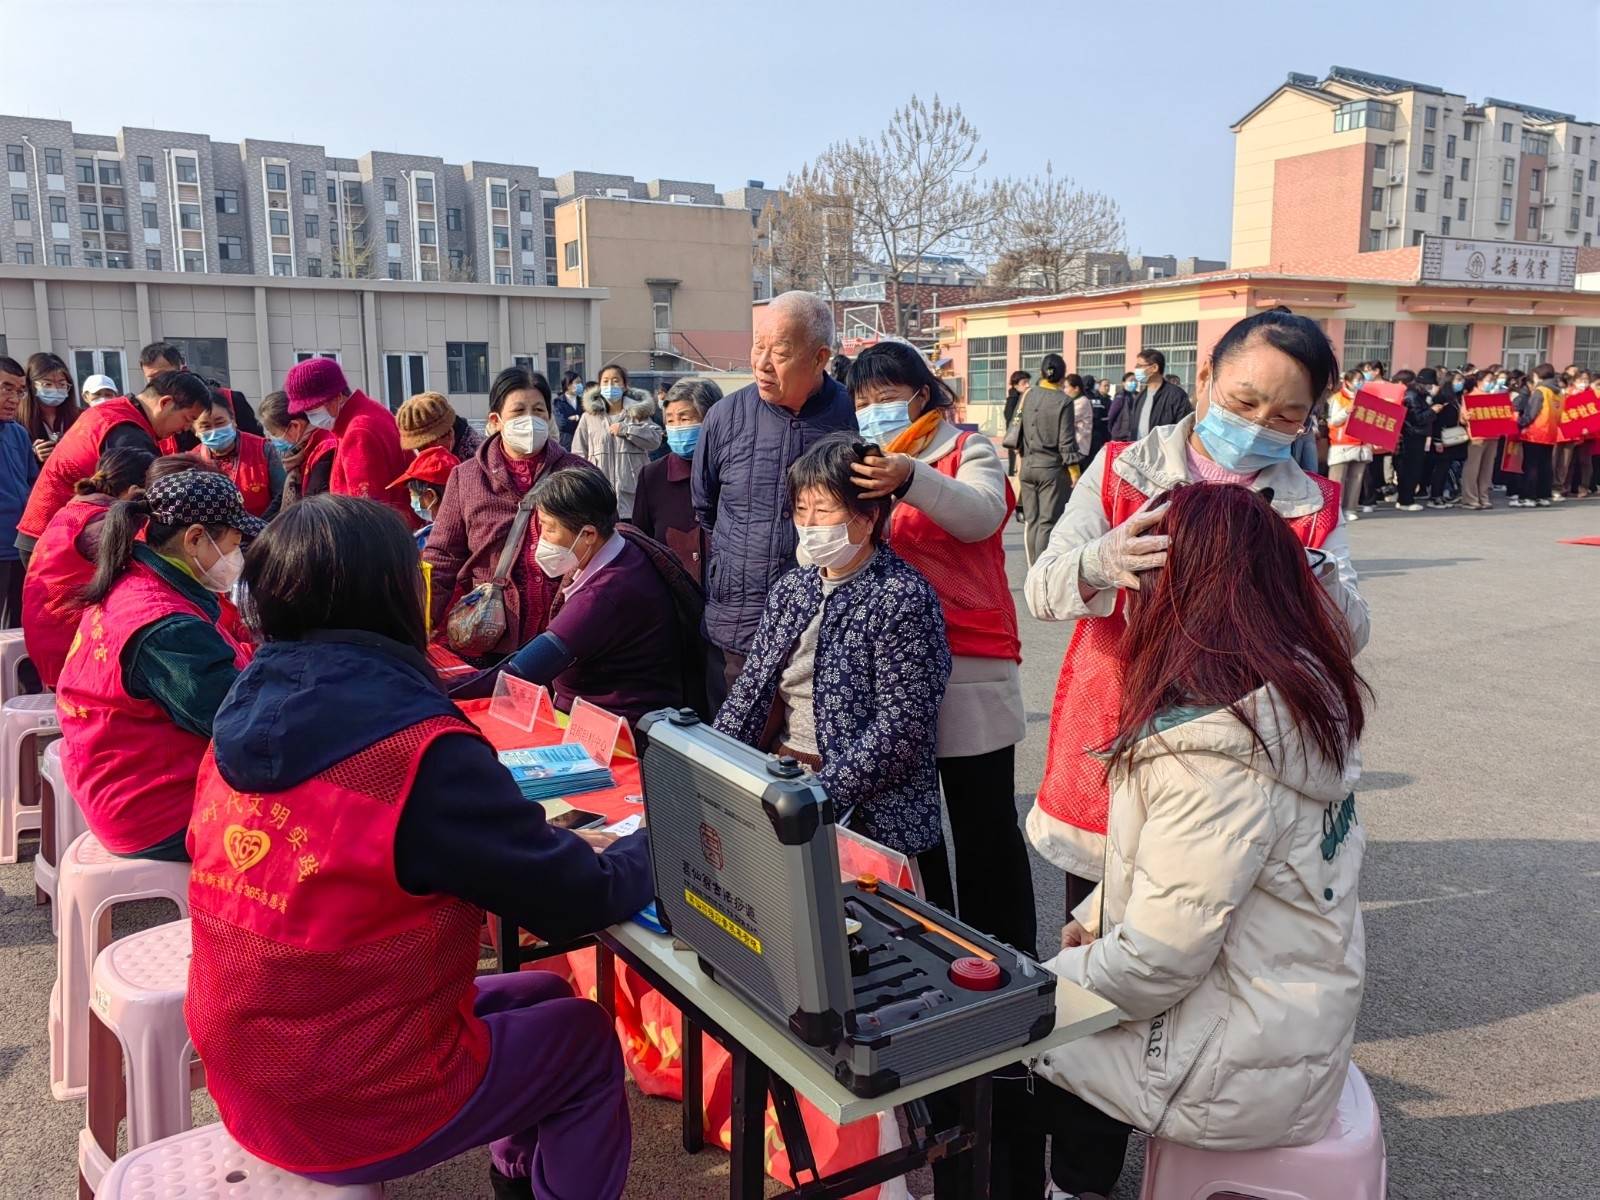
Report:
445,488,539,656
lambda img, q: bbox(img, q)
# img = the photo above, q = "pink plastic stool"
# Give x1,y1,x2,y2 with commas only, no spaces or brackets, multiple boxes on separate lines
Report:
98,1123,383,1199
50,831,190,1101
0,627,36,702
79,919,201,1196
35,739,86,935
1138,1063,1388,1200
0,692,58,863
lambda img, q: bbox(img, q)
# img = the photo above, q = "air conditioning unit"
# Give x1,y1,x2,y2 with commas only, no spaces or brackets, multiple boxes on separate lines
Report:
1542,194,1556,206
1539,232,1554,242
1385,215,1401,227
1389,172,1405,184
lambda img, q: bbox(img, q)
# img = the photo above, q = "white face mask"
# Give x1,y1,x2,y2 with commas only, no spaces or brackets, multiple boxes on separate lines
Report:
534,530,586,579
305,406,337,431
500,414,550,456
197,531,245,594
795,520,860,570
35,385,70,407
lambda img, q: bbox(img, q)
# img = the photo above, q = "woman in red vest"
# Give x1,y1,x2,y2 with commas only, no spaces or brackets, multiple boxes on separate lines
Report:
185,495,650,1199
56,469,262,860
22,448,155,688
844,341,1035,955
194,388,285,517
15,370,210,561
259,389,337,506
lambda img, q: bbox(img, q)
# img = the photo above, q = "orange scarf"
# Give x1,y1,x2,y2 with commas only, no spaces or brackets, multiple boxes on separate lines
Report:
886,410,945,457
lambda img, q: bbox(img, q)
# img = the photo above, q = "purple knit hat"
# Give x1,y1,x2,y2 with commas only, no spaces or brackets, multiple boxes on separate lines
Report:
285,356,351,415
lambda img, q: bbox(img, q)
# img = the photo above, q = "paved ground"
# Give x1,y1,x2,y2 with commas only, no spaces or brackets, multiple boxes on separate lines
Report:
1,497,1596,1199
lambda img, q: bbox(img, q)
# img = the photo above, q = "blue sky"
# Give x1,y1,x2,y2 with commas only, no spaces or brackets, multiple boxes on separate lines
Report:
9,0,1600,261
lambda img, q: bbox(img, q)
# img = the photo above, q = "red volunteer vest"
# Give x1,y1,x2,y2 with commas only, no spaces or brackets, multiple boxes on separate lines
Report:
19,397,153,539
184,715,491,1174
889,431,1021,661
1036,445,1342,837
202,432,272,516
21,494,112,688
300,428,337,489
56,562,251,854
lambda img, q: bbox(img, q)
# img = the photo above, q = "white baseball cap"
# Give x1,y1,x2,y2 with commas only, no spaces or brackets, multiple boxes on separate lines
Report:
81,374,119,397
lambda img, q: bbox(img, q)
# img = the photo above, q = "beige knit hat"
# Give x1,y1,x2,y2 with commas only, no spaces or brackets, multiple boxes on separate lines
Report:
395,391,456,450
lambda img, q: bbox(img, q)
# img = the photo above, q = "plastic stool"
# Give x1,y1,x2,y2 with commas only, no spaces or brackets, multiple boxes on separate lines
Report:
1138,1063,1387,1200
50,831,190,1101
98,1123,383,1199
0,693,58,863
79,919,200,1196
0,627,36,702
35,740,86,935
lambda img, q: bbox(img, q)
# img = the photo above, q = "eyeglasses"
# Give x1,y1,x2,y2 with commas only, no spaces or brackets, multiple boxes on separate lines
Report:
0,384,25,400
1211,384,1308,434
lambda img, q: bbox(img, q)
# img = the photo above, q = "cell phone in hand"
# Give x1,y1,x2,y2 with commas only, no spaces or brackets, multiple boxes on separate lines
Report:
545,807,606,831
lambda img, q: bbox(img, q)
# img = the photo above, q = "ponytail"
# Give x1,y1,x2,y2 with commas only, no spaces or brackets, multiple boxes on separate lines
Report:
73,448,156,498
83,497,154,605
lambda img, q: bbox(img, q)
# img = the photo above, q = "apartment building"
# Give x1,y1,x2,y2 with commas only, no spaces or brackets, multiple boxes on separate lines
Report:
1232,66,1600,270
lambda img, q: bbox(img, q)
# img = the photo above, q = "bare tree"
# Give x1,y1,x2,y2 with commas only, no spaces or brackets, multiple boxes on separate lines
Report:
990,163,1125,292
756,164,856,311
820,95,1007,334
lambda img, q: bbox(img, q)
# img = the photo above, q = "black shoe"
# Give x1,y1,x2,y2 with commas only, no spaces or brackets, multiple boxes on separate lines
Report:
490,1165,535,1200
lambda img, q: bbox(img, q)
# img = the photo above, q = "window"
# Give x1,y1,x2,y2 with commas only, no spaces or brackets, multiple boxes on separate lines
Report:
294,351,342,364
1446,134,1456,159
544,236,556,258
54,245,72,267
1443,177,1453,200
1501,122,1513,143
1460,157,1470,181
1019,331,1065,376
1414,188,1427,213
449,249,465,271
521,270,536,285
97,161,121,186
383,177,397,202
1500,197,1513,222
386,219,400,244
1528,206,1539,230
218,235,243,260
966,336,1008,405
1333,100,1396,132
519,191,531,212
1140,321,1199,392
490,184,508,208
180,204,202,230
272,255,292,276
492,228,509,249
1531,168,1542,191
305,256,321,277
1522,132,1549,156
269,211,290,236
304,214,319,238
1574,167,1584,194
1344,320,1395,366
543,197,557,219
1440,216,1451,235
76,158,95,184
1459,197,1468,220
415,177,434,203
1502,158,1515,183
388,262,403,280
45,148,62,175
446,207,461,231
1371,187,1383,212
1575,137,1584,155
563,240,579,269
546,342,586,385
84,252,102,267
1367,229,1383,251
183,250,202,271
1502,326,1549,372
15,243,32,265
6,145,23,172
1373,145,1387,170
1076,326,1128,379
520,231,533,251
215,188,239,214
343,182,362,205
1463,122,1476,142
73,349,127,392
80,206,98,230
494,268,510,285
161,337,229,382
1424,105,1438,130
142,202,158,229
1591,161,1598,182
302,170,316,195
1572,207,1582,229
446,342,490,393
50,197,67,224
650,284,673,349
383,352,429,410
1589,197,1595,218
10,195,28,221
418,223,436,246
102,205,125,232
326,181,337,203
174,159,197,184
265,164,288,191
1421,143,1435,170
1574,327,1600,371
605,187,630,199
145,249,160,270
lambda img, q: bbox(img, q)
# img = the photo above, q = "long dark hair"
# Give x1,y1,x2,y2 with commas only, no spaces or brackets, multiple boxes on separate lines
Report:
20,352,83,441
242,495,427,652
1105,484,1369,776
73,448,155,498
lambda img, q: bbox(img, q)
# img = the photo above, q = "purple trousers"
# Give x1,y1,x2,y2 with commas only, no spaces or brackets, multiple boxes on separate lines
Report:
307,971,630,1199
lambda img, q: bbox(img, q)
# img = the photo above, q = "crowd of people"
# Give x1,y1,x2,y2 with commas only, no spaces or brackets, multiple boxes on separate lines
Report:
0,298,1397,1199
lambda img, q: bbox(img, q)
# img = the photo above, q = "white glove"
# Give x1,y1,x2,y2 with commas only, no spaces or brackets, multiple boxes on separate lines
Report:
1079,498,1170,592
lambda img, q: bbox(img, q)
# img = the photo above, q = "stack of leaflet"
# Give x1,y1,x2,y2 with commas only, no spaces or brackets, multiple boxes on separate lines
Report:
498,743,614,802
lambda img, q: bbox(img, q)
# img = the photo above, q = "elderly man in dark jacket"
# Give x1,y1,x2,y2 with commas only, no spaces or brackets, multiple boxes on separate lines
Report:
1108,347,1192,440
692,292,857,711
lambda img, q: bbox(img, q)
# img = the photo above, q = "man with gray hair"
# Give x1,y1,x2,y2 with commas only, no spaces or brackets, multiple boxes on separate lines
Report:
692,292,857,711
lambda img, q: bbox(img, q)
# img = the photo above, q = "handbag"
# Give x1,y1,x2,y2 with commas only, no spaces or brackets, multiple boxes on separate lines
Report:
1439,424,1469,449
1002,402,1025,452
445,489,539,656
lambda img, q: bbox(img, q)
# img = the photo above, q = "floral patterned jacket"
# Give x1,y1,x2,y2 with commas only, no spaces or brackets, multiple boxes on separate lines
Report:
714,546,950,855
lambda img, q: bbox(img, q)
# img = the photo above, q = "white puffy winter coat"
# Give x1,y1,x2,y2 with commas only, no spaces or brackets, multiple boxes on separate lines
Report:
1038,686,1367,1151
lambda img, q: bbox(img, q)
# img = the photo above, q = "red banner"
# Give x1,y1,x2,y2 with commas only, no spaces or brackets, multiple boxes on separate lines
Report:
1346,382,1405,454
1462,393,1520,441
1559,390,1600,442
1500,440,1524,475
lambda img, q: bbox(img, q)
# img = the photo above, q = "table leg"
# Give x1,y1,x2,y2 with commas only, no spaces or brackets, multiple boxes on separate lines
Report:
595,943,616,1019
729,1047,769,1200
768,1077,818,1184
496,915,521,973
681,1012,704,1153
960,1075,994,1200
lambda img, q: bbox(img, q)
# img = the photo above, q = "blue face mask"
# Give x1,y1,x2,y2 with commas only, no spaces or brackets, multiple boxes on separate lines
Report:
1123,379,1138,393
666,424,701,458
269,435,296,455
1194,386,1300,473
1452,380,1464,393
856,400,912,446
601,383,623,403
1133,367,1150,386
410,494,432,523
1363,371,1377,382
198,425,236,452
